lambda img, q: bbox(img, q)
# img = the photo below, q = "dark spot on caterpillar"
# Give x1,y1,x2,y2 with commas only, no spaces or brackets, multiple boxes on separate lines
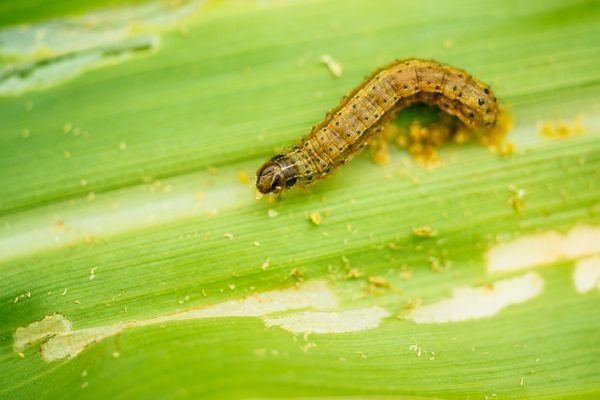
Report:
255,58,501,194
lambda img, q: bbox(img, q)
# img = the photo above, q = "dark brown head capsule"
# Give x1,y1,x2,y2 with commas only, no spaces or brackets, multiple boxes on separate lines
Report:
256,154,297,194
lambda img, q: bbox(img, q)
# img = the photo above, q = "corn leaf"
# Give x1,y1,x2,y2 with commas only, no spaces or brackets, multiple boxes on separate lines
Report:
1,0,599,398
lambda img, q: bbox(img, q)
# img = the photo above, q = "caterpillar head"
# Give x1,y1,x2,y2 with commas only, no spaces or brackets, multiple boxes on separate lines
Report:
256,155,297,194
256,162,285,194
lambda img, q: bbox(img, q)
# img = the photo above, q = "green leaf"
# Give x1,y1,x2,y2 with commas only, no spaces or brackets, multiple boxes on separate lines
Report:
1,0,599,399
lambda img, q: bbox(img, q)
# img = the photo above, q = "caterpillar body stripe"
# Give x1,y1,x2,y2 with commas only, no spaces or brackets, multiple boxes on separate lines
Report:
256,59,499,194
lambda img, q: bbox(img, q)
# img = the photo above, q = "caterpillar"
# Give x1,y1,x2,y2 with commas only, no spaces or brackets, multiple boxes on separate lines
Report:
256,58,500,194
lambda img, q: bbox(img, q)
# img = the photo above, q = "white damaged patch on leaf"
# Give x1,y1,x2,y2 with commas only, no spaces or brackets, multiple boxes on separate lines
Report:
0,36,159,95
486,225,600,273
0,0,202,95
14,280,343,362
264,307,389,334
410,272,544,324
13,313,72,352
0,0,201,58
41,326,121,362
573,256,600,293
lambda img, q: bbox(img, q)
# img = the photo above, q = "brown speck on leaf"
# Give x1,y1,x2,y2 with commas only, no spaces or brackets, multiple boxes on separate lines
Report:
309,212,322,226
368,276,391,288
497,142,514,157
289,268,304,281
507,184,525,213
399,265,412,280
412,226,438,238
346,268,364,279
89,267,97,281
428,256,445,273
261,258,270,271
405,298,422,313
319,54,343,78
539,114,586,138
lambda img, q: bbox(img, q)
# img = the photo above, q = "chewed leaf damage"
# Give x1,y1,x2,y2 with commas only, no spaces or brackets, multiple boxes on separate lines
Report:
0,0,202,95
15,280,342,362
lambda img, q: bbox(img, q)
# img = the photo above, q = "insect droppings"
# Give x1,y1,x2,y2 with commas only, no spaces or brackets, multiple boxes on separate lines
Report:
256,59,503,194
